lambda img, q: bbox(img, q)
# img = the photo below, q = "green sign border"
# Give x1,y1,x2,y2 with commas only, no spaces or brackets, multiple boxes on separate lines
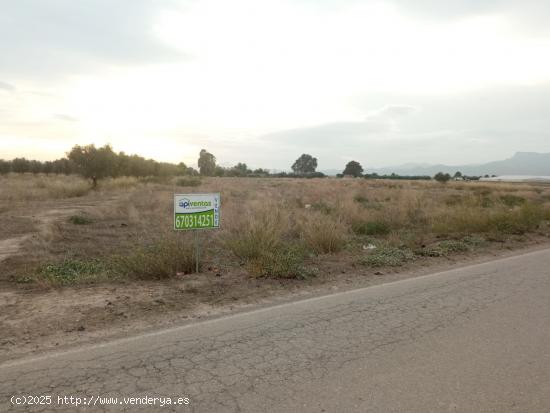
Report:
173,193,221,231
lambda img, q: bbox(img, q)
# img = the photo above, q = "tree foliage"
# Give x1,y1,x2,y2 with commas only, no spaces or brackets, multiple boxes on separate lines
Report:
291,154,318,175
198,149,216,176
434,172,451,183
342,160,363,177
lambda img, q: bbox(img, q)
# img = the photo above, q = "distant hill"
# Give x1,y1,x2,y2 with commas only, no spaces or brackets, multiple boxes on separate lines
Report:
368,152,550,177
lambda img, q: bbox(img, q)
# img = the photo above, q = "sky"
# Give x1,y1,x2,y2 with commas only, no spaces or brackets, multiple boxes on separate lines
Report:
1,0,550,171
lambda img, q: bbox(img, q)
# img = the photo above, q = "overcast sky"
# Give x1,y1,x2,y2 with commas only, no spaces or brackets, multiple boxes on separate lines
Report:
1,0,550,170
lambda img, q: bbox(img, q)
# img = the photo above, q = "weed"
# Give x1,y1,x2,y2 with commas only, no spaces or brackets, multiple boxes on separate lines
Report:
353,220,391,236
301,214,348,254
225,214,282,260
247,243,314,279
112,237,197,278
418,239,471,257
500,194,526,207
34,258,109,285
69,215,93,225
175,177,202,187
310,202,333,214
353,194,369,205
360,247,414,267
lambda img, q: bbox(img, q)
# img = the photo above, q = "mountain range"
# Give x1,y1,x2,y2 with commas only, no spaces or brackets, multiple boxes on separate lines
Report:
321,152,550,177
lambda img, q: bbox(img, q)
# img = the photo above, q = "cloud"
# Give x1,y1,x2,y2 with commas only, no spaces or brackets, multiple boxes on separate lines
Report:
262,104,419,147
53,114,78,122
366,105,419,119
391,0,550,18
0,0,184,79
0,81,15,92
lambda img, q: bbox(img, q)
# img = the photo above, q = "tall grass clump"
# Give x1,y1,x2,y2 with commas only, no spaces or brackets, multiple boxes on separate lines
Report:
246,243,313,279
112,236,197,278
352,220,391,236
224,212,283,260
300,212,348,254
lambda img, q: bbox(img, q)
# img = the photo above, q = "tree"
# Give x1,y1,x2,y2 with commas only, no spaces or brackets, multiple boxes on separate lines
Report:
291,154,317,175
453,171,463,180
67,144,118,187
42,161,53,175
11,158,30,173
342,161,363,177
198,149,216,176
434,172,451,183
29,160,43,175
0,160,11,174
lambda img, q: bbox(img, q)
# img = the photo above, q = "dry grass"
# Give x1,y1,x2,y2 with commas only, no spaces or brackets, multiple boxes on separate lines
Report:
2,175,550,285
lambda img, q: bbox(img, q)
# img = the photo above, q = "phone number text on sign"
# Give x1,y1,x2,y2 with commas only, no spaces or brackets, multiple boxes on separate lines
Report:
174,193,220,230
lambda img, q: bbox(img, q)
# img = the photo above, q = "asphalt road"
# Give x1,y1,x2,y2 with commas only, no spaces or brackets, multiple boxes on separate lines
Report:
2,249,550,412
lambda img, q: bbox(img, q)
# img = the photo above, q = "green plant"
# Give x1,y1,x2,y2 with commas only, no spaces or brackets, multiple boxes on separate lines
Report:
500,194,526,207
69,214,93,225
352,220,391,236
35,258,108,285
112,237,197,278
310,202,333,214
417,239,470,257
353,194,369,205
247,243,314,279
360,247,414,267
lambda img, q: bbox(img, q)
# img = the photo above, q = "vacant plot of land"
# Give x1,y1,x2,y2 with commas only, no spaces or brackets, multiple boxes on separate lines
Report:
1,174,550,359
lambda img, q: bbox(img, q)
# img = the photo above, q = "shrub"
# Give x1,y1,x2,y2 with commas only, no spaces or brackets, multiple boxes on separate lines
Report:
225,214,282,260
175,176,202,187
310,202,333,214
69,214,93,225
353,194,369,205
247,243,313,279
417,240,470,257
360,247,414,267
490,203,545,234
301,215,348,254
352,220,391,236
500,194,526,208
112,237,197,278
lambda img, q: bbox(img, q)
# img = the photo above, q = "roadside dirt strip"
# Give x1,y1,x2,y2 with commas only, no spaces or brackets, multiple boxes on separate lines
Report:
2,248,549,412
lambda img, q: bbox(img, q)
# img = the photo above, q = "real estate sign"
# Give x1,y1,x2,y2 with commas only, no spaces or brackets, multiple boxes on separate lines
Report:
174,193,220,230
